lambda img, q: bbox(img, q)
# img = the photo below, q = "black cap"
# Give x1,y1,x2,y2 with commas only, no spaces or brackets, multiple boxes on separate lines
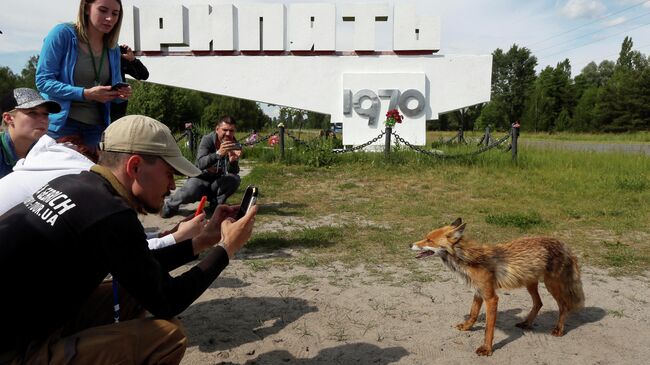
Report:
0,88,61,114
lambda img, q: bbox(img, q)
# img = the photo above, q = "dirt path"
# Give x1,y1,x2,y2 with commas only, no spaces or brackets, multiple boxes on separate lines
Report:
141,166,650,364
170,256,649,365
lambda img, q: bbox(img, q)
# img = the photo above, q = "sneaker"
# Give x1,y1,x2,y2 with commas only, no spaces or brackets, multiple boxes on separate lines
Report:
160,202,177,218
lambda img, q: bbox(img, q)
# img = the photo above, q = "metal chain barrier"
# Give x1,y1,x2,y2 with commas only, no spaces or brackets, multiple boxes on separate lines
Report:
284,129,387,154
332,131,386,154
392,130,511,159
443,130,462,144
240,128,511,159
284,129,309,146
244,131,279,146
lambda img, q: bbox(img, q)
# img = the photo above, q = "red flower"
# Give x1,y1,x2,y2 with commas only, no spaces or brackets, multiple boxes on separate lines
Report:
384,109,404,127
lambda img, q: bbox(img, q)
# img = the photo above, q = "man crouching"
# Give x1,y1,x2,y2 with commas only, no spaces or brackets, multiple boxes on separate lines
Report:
0,115,257,364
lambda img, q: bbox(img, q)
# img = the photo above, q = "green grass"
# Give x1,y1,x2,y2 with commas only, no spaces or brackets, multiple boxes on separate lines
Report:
288,274,316,285
431,130,650,143
234,142,650,276
520,131,650,143
485,211,545,230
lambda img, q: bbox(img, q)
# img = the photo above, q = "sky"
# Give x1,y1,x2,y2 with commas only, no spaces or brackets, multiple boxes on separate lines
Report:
1,0,649,116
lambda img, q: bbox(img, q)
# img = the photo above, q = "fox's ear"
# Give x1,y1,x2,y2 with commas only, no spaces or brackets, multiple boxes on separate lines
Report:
450,218,462,228
446,223,466,244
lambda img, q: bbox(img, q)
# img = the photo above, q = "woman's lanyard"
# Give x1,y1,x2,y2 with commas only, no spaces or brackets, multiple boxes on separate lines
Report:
112,279,120,323
88,44,107,86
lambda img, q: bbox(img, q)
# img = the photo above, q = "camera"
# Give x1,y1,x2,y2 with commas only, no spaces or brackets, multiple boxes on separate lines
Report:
232,142,243,150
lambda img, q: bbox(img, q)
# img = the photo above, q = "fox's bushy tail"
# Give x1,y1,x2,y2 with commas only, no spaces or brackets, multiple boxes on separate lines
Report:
561,254,585,311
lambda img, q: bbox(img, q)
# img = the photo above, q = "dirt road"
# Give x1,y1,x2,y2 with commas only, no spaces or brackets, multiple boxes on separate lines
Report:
141,209,650,365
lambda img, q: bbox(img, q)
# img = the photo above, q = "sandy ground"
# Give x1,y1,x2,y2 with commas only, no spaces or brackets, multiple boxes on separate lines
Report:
139,177,650,365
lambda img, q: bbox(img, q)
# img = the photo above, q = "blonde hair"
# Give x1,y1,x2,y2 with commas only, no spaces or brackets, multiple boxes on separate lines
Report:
75,0,123,48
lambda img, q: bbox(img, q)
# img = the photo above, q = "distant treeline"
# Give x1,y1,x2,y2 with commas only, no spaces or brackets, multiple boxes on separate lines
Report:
3,36,648,133
436,36,649,133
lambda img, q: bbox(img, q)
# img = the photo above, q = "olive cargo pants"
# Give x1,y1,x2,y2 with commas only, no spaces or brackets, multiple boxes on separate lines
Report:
5,282,187,365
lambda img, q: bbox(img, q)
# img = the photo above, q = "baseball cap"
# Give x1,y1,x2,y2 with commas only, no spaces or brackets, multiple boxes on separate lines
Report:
0,88,61,114
99,115,201,177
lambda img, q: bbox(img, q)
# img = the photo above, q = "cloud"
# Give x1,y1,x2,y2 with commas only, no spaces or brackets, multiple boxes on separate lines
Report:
561,0,607,19
603,16,626,26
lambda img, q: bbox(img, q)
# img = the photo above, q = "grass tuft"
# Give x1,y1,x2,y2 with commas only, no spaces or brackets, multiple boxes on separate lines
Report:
485,211,544,230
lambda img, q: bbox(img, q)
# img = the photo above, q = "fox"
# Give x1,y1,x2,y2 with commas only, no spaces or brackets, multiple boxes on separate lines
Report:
410,218,584,356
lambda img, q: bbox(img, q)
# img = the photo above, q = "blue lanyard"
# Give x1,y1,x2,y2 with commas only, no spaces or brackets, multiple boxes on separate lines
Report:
0,132,18,167
112,279,120,323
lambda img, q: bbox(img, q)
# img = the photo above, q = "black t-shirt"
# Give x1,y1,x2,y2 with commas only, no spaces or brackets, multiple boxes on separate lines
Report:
0,169,229,353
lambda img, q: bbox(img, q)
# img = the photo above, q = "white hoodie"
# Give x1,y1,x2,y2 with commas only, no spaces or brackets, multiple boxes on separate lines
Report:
0,135,92,215
0,136,175,249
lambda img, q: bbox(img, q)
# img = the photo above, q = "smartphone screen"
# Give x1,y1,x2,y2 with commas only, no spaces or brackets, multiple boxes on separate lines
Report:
236,186,258,219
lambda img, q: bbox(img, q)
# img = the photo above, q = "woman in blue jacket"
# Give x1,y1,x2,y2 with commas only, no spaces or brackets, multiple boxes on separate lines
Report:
36,0,132,151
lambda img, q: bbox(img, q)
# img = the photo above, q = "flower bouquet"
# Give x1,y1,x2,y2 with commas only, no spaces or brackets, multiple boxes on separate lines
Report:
384,109,403,128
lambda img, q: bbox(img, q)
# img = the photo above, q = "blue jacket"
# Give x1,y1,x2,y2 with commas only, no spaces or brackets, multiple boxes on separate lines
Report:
36,23,124,133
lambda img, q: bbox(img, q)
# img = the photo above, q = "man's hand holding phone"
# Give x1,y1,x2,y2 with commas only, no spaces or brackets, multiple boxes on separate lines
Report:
219,204,257,259
191,187,258,257
217,140,242,162
218,185,258,258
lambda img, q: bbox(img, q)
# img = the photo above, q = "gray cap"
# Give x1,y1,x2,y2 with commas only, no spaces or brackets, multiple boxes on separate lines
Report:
99,115,201,177
0,88,61,114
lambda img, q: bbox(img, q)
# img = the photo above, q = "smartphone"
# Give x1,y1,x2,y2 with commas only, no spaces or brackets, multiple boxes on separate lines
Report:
111,82,129,90
236,185,258,219
232,142,243,150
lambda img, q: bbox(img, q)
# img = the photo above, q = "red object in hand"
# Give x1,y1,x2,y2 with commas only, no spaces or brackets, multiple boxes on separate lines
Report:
195,196,207,217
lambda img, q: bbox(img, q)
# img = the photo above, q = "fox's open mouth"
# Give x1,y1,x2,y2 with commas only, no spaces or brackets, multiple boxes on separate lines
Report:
416,251,435,259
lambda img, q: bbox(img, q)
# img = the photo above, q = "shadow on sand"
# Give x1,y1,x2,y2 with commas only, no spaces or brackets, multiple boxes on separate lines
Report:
180,295,318,352
457,306,607,351
241,343,409,365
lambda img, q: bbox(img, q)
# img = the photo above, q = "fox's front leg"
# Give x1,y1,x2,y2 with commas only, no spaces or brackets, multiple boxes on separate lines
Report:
476,290,498,356
456,293,483,331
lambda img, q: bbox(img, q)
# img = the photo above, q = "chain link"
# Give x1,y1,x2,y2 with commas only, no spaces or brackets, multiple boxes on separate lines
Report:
284,129,387,154
332,131,386,154
392,130,510,159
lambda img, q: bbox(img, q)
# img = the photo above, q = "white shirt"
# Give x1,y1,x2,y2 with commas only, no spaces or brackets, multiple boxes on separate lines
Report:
0,135,176,249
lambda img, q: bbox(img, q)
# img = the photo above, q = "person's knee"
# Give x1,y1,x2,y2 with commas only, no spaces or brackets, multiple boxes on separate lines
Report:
149,318,188,364
163,318,188,347
224,174,241,190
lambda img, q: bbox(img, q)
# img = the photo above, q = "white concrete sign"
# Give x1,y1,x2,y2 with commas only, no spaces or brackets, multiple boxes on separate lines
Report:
342,73,426,146
121,1,492,146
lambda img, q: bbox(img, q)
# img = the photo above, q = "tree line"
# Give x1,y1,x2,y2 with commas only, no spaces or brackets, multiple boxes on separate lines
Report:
438,36,650,133
3,36,648,134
